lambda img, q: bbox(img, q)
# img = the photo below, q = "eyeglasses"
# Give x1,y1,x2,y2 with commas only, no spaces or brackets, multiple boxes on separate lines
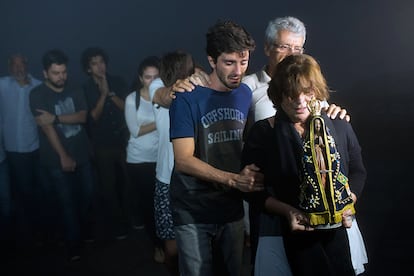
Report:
273,43,304,54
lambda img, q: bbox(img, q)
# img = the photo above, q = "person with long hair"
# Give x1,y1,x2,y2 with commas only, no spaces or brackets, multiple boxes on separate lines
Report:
124,56,164,263
149,49,195,275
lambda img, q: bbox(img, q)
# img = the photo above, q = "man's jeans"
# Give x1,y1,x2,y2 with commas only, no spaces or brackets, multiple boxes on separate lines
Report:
0,159,12,240
6,150,42,242
175,219,244,276
41,162,94,242
94,147,129,235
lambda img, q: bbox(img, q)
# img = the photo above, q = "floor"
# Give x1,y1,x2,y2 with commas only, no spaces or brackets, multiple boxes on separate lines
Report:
2,226,253,276
1,161,411,276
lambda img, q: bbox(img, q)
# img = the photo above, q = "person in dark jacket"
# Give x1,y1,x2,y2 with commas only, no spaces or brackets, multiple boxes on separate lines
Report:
81,47,130,239
242,54,366,276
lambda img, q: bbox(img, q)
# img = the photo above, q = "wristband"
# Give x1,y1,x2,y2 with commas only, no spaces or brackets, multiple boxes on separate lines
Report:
108,91,116,97
54,115,60,124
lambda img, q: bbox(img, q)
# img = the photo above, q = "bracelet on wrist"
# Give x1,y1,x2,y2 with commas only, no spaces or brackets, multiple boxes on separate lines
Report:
108,91,116,97
54,115,60,124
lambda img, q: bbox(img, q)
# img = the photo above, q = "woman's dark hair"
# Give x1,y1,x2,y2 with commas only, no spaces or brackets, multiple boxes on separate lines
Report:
132,55,160,110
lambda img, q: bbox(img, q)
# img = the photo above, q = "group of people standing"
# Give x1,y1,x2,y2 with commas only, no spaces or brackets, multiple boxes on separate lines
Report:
0,48,166,263
0,15,368,276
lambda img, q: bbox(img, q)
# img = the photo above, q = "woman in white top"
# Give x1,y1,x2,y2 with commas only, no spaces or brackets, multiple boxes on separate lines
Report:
124,56,164,262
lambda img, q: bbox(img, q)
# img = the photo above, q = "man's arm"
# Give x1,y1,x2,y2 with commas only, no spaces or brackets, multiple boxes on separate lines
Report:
89,93,106,121
37,123,76,172
172,137,263,192
109,76,128,111
153,86,174,108
35,109,87,125
89,76,109,121
59,110,87,124
89,76,125,121
108,93,125,111
169,71,211,99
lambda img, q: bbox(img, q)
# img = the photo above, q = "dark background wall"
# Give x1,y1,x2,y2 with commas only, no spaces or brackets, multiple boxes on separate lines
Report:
1,0,412,274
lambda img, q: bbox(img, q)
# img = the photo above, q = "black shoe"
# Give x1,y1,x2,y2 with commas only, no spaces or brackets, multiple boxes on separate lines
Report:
132,224,145,230
66,241,81,262
82,233,95,243
115,233,128,240
114,225,128,240
69,254,81,262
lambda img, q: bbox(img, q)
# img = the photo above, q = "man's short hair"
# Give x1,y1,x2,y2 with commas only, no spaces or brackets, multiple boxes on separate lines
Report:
206,20,256,63
264,16,306,48
80,47,109,74
42,49,68,71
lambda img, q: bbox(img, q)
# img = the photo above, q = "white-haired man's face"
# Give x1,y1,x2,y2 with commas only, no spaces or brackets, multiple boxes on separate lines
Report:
265,29,305,72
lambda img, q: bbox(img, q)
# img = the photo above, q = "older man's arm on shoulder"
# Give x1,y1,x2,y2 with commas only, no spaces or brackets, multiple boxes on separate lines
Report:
149,78,172,108
322,101,350,122
153,86,173,108
170,71,211,96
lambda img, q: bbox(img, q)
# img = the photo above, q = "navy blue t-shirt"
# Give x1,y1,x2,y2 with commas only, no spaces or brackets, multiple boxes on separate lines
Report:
169,84,252,225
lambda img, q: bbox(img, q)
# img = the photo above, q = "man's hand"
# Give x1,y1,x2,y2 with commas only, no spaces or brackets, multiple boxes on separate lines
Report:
230,164,264,192
95,75,110,97
170,71,211,99
60,154,76,172
189,70,210,87
324,104,350,122
35,109,56,126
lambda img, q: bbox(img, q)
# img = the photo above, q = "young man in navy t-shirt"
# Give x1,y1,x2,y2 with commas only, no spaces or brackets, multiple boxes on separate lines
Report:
169,20,264,276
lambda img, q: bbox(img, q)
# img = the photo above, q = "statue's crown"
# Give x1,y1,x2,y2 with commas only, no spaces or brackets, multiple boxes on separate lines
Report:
307,97,321,116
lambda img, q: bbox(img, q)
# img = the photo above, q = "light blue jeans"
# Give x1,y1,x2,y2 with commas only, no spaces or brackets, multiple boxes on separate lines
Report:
254,236,292,276
174,219,244,276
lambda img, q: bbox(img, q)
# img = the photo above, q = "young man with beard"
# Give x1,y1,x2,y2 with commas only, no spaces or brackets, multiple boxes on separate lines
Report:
169,20,264,276
29,49,94,261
